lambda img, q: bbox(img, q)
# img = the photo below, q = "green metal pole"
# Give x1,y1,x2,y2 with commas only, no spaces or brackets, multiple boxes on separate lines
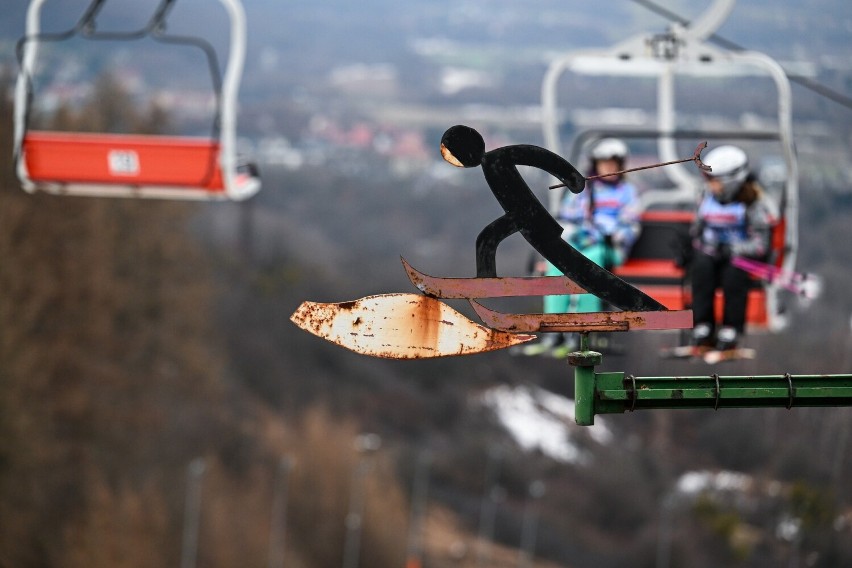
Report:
568,333,603,426
575,371,852,425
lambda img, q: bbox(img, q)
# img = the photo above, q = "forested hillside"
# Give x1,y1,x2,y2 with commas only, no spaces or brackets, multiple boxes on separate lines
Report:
0,76,411,568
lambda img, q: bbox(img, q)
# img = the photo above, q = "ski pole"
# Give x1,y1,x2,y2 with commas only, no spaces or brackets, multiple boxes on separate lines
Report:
549,141,710,190
731,256,821,299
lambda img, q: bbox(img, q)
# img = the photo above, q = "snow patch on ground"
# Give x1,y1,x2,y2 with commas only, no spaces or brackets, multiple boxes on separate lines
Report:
676,470,753,495
480,384,613,464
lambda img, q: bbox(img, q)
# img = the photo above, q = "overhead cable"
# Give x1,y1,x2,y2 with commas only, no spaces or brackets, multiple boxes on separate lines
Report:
628,0,852,110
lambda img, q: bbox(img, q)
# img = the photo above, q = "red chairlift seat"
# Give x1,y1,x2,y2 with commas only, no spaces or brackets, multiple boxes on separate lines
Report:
20,131,258,199
14,0,259,200
612,207,785,330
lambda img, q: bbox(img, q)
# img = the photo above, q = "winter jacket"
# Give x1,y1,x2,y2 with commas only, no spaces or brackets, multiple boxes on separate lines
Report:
693,181,778,260
557,179,641,257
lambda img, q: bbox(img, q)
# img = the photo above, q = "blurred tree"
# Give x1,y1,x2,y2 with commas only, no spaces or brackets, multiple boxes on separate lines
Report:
0,70,226,566
0,67,414,568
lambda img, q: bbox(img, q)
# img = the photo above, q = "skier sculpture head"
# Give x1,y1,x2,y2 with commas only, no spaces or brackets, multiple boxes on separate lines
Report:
440,125,486,168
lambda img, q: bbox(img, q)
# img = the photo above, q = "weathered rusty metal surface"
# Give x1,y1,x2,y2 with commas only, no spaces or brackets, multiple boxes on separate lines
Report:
290,293,535,359
401,257,586,298
470,300,693,333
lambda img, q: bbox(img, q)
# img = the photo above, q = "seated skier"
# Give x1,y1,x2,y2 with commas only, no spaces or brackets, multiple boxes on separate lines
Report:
524,138,641,357
690,145,778,352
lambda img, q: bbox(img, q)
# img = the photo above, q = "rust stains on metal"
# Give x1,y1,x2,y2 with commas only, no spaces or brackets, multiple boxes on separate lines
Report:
469,300,693,333
290,293,534,359
411,293,441,353
401,257,586,298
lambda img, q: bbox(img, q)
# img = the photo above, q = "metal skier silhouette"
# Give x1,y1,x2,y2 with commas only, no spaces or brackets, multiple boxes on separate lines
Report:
291,126,697,359
439,124,664,312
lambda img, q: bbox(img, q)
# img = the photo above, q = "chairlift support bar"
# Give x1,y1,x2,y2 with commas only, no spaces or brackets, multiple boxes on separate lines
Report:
569,335,852,426
13,0,258,200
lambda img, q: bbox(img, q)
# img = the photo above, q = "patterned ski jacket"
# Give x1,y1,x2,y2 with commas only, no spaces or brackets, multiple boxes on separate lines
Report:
557,179,641,256
694,182,778,259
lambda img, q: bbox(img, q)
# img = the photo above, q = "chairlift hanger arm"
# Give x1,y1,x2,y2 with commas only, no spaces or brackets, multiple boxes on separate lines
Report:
630,0,852,110
75,0,178,39
20,0,222,92
16,0,173,50
15,4,80,63
16,0,223,99
74,0,221,97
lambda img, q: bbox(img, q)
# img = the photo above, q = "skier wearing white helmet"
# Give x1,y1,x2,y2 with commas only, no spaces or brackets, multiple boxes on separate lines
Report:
523,137,641,357
559,137,641,278
690,144,778,351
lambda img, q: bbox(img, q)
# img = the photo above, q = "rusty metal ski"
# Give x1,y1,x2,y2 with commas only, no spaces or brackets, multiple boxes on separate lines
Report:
291,293,535,359
469,300,693,333
402,257,586,299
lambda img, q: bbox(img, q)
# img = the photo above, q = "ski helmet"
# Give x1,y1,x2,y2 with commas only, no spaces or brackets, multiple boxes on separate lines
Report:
703,145,749,203
590,138,629,162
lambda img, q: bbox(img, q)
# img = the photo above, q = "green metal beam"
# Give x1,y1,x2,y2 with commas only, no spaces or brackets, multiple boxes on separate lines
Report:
568,339,852,426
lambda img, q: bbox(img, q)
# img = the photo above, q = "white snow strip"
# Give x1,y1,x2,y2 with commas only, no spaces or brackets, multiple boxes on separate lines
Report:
480,384,612,464
676,470,753,495
534,385,614,445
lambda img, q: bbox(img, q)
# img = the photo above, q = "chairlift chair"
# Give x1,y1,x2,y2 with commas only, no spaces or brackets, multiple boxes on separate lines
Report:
540,0,798,332
564,129,789,332
13,0,260,200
